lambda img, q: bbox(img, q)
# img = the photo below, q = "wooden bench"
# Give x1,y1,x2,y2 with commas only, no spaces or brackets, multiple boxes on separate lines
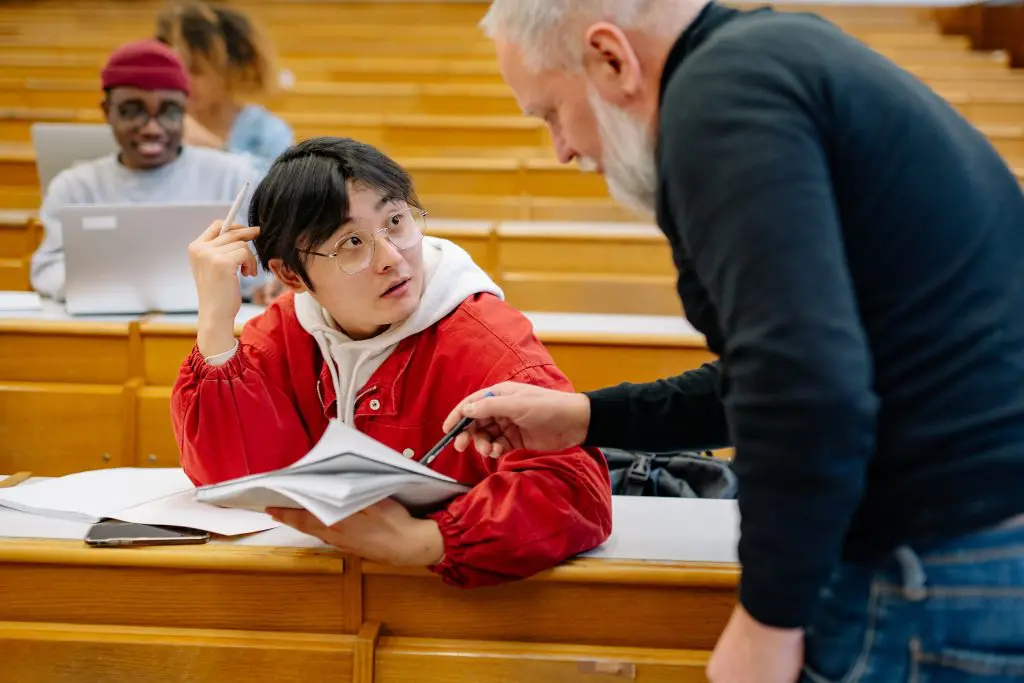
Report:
497,221,679,316
4,75,1022,125
0,516,737,683
0,147,634,214
0,23,973,61
0,306,711,474
0,1,941,32
1,40,1015,85
0,210,680,313
0,210,36,290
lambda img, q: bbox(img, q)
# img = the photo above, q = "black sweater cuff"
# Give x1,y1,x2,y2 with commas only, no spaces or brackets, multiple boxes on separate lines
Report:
583,387,634,449
739,558,825,629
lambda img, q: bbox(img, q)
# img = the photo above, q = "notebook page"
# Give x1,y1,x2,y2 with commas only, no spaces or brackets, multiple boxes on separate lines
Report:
197,473,367,513
0,291,42,312
196,419,462,497
0,468,193,521
114,489,280,536
291,420,461,483
197,470,468,526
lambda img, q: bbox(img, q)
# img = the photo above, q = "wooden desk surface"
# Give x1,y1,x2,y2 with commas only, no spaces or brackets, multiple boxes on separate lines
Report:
0,531,737,682
0,487,740,683
0,536,737,647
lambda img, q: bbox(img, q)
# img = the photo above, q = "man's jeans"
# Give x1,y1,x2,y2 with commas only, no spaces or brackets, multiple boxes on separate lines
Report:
801,516,1024,682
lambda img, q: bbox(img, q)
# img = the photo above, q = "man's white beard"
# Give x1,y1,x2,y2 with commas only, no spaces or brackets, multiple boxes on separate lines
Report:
584,84,658,217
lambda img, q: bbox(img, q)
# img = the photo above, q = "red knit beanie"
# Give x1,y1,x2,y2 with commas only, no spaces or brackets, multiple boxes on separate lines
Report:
101,39,190,94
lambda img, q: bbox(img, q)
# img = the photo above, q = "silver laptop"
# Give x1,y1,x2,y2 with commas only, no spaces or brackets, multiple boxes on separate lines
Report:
31,123,118,192
60,202,231,315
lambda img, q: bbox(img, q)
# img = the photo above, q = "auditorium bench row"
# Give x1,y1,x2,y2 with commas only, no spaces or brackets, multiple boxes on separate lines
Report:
0,142,1021,217
0,46,1014,84
0,24,974,60
0,214,689,315
0,308,712,476
0,537,737,683
0,1,948,31
3,107,1022,154
1,76,1022,124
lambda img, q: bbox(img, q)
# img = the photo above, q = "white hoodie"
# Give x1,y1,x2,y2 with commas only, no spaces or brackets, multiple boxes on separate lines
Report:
293,236,504,425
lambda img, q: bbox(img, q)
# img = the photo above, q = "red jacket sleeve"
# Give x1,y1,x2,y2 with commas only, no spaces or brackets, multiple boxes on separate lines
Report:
427,363,613,588
171,307,317,486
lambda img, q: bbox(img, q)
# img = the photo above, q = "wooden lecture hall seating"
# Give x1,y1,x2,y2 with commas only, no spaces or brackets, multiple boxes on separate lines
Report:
1,1,1022,681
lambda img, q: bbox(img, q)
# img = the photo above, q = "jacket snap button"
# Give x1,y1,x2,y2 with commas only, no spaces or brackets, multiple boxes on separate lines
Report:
403,448,415,458
369,399,381,411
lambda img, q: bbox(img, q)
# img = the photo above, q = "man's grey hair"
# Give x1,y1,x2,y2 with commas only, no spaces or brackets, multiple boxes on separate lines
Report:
480,0,679,72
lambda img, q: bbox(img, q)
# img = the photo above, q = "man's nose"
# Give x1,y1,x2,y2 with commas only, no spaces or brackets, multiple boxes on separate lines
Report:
139,117,164,137
550,128,576,165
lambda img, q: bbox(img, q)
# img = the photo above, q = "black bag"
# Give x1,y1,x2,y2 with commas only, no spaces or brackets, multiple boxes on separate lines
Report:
602,448,737,499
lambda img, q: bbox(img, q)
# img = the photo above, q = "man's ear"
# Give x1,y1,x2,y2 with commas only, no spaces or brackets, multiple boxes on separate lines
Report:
268,259,308,294
100,98,111,121
581,22,643,107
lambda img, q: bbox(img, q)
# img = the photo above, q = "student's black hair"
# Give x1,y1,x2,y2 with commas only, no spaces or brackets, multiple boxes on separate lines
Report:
249,137,422,291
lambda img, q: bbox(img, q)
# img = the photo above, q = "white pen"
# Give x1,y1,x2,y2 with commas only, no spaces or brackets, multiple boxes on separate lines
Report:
219,181,250,236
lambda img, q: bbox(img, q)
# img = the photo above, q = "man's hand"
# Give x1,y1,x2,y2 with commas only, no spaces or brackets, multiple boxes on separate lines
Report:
267,499,445,567
441,382,591,458
189,220,260,358
706,605,804,683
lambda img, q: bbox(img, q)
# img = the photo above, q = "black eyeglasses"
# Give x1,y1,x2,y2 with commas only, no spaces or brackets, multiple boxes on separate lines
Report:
114,101,185,129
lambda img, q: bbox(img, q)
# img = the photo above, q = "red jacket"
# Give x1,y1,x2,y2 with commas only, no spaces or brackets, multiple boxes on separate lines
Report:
172,292,612,587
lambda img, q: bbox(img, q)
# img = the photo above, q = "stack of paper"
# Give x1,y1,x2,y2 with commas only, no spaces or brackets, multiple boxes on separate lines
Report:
0,291,43,312
0,468,278,536
196,420,470,526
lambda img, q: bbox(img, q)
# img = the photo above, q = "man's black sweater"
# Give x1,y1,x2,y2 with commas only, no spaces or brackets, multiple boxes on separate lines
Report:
585,2,1024,629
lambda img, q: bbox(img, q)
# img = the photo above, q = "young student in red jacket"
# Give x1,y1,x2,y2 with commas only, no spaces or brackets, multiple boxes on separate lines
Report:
172,136,612,587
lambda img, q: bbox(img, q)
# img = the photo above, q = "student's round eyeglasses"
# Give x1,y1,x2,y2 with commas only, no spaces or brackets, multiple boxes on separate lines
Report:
300,208,428,276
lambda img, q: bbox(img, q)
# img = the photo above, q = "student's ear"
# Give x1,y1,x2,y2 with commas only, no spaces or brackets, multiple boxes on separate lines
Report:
268,259,308,294
581,22,643,108
100,99,111,120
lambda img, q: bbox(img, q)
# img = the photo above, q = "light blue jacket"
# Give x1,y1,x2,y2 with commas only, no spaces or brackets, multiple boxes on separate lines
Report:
226,105,294,173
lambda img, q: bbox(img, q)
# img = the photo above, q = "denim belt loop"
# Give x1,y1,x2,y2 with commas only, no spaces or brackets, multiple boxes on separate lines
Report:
893,545,928,602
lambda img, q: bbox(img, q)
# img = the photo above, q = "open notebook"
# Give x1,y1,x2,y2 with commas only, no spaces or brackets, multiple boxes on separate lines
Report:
0,468,277,536
196,419,470,526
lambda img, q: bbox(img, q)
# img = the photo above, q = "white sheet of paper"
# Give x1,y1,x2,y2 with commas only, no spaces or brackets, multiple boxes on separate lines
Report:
0,291,43,311
582,497,740,563
225,496,742,566
196,420,469,525
0,507,93,540
290,420,460,482
0,468,193,521
115,489,279,536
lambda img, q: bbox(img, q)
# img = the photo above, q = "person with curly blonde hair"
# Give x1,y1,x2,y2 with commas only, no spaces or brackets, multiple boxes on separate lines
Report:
157,1,293,171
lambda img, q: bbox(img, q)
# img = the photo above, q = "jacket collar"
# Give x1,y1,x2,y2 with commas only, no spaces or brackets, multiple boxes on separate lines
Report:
316,336,418,420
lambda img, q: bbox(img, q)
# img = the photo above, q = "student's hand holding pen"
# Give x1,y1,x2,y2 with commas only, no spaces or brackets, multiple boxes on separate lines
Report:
189,182,257,358
188,219,260,359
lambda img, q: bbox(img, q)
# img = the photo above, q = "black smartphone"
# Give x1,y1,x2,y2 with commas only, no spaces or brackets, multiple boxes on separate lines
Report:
84,520,210,548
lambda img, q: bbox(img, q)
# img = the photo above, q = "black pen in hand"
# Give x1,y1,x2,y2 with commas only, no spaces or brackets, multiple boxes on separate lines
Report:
421,391,495,467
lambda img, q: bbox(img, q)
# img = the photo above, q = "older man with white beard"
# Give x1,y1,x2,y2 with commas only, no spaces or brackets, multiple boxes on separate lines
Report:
443,1,1024,682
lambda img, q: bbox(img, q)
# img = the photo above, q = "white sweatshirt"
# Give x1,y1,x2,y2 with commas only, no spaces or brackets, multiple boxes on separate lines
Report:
31,147,266,301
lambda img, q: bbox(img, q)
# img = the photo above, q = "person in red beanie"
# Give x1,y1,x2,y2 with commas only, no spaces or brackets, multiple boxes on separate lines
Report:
30,39,274,304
